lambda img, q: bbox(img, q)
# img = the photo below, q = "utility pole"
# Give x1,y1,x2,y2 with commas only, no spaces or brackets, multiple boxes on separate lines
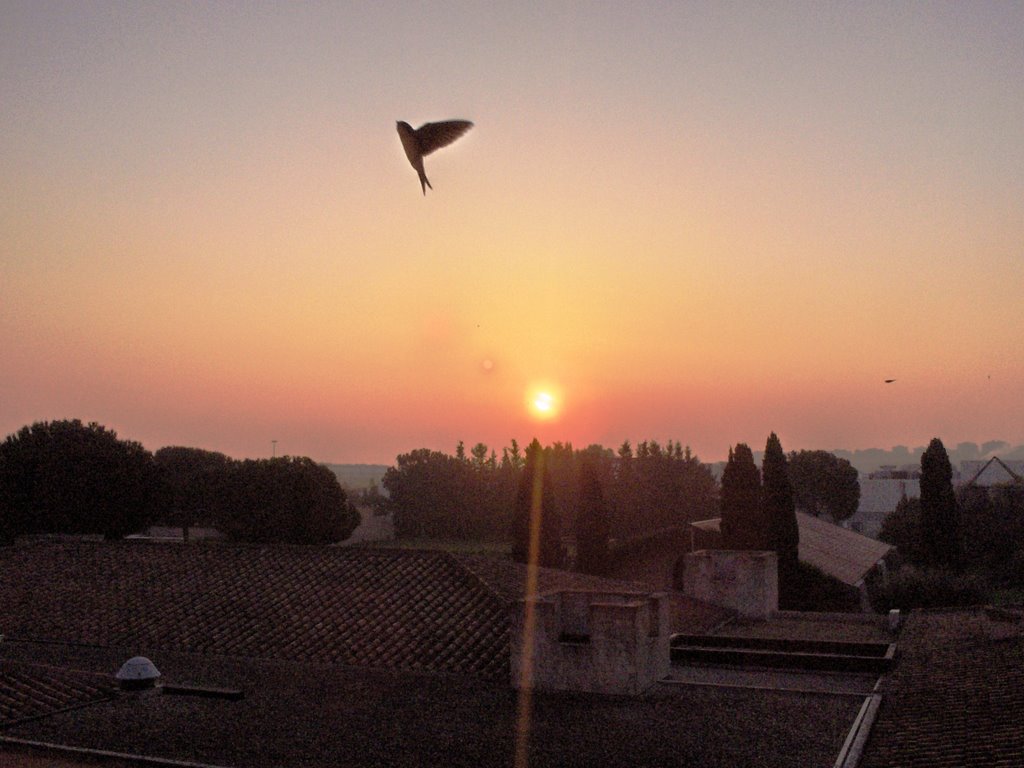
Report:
271,439,277,458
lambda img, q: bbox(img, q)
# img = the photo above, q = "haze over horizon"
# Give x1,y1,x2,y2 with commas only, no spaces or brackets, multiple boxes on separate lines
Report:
3,3,1022,466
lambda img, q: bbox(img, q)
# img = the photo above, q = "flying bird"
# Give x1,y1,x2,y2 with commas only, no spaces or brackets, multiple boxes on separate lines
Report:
885,379,896,384
396,119,473,194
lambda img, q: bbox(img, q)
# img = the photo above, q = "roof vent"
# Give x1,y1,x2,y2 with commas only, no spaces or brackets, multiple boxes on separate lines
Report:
116,656,161,690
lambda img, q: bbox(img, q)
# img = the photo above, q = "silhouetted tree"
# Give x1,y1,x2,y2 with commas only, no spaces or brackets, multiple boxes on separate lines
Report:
218,456,359,544
959,482,1024,582
154,446,232,541
720,443,765,549
879,495,926,566
919,438,962,571
383,444,513,540
383,448,471,538
787,450,860,521
0,451,15,545
575,458,611,575
511,439,564,567
763,433,799,583
0,419,163,540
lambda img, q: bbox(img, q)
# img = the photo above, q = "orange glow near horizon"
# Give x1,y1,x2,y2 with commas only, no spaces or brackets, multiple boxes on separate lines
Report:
3,5,1024,464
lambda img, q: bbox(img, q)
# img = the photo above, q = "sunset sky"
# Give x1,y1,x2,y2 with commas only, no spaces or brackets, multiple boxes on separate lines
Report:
3,2,1022,465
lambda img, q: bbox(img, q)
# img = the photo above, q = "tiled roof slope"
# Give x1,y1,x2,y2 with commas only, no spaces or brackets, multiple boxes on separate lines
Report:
861,606,1024,767
795,511,891,586
0,543,509,679
0,661,117,727
688,515,891,586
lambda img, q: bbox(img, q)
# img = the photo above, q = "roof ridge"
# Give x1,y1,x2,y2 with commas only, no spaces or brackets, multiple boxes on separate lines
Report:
965,455,1024,486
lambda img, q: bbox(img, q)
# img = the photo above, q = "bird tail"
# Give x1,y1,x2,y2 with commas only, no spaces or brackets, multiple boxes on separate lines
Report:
420,173,432,195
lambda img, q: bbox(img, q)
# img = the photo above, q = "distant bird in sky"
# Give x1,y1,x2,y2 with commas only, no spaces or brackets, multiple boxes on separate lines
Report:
885,379,896,383
396,119,473,194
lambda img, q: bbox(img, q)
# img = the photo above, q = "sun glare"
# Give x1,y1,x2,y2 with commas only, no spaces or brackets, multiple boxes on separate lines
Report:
526,386,560,420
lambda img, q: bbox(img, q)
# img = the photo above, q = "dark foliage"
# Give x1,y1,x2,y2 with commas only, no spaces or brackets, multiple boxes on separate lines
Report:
382,438,717,547
879,496,926,566
763,434,799,565
720,443,765,550
958,482,1024,584
0,419,163,540
154,446,233,538
867,566,988,612
919,438,962,571
383,446,517,540
763,434,800,603
779,560,861,613
787,450,860,521
217,457,360,544
575,458,611,575
511,440,564,567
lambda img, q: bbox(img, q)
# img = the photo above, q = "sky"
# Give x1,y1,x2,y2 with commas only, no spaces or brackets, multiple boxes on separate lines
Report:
2,1,1023,465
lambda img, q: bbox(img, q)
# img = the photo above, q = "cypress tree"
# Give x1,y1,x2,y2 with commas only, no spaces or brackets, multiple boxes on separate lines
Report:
920,437,962,571
720,443,765,550
762,433,800,599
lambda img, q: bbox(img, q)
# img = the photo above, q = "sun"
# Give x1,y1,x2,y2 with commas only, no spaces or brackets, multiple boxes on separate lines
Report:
526,385,561,420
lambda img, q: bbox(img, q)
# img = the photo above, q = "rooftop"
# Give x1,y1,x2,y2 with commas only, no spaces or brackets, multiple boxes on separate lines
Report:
690,513,892,586
0,641,861,768
860,605,1024,767
0,540,857,767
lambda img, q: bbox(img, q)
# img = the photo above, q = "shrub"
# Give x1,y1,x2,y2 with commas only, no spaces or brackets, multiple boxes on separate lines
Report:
868,566,989,613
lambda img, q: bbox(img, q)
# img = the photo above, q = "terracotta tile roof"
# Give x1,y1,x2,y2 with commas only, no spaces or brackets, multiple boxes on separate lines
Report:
0,643,864,768
794,512,891,585
860,606,1024,767
0,661,117,727
0,543,509,679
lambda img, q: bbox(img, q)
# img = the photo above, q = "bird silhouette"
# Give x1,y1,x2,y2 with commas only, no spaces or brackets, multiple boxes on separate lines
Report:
885,379,896,384
396,119,473,194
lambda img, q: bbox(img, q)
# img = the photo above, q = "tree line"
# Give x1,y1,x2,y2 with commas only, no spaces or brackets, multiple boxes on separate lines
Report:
381,437,720,547
0,420,360,545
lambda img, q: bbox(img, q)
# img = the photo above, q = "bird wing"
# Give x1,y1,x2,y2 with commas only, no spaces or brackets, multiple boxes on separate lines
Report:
416,120,473,156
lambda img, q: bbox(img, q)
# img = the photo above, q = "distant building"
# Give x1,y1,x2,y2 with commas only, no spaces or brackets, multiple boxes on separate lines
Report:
847,476,921,538
959,457,1024,487
845,456,1024,540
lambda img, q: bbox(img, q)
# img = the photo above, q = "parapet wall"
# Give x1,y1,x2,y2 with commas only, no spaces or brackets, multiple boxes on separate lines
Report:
510,590,670,695
683,550,778,619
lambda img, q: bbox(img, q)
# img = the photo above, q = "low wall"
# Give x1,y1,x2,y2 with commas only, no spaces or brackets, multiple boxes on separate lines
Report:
510,590,670,695
682,550,778,619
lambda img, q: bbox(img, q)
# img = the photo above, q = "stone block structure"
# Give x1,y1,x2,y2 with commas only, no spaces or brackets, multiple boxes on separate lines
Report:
682,550,778,620
510,590,670,695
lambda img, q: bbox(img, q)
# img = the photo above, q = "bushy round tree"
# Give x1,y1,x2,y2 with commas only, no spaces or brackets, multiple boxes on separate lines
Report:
0,419,162,540
217,456,360,544
787,450,860,521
